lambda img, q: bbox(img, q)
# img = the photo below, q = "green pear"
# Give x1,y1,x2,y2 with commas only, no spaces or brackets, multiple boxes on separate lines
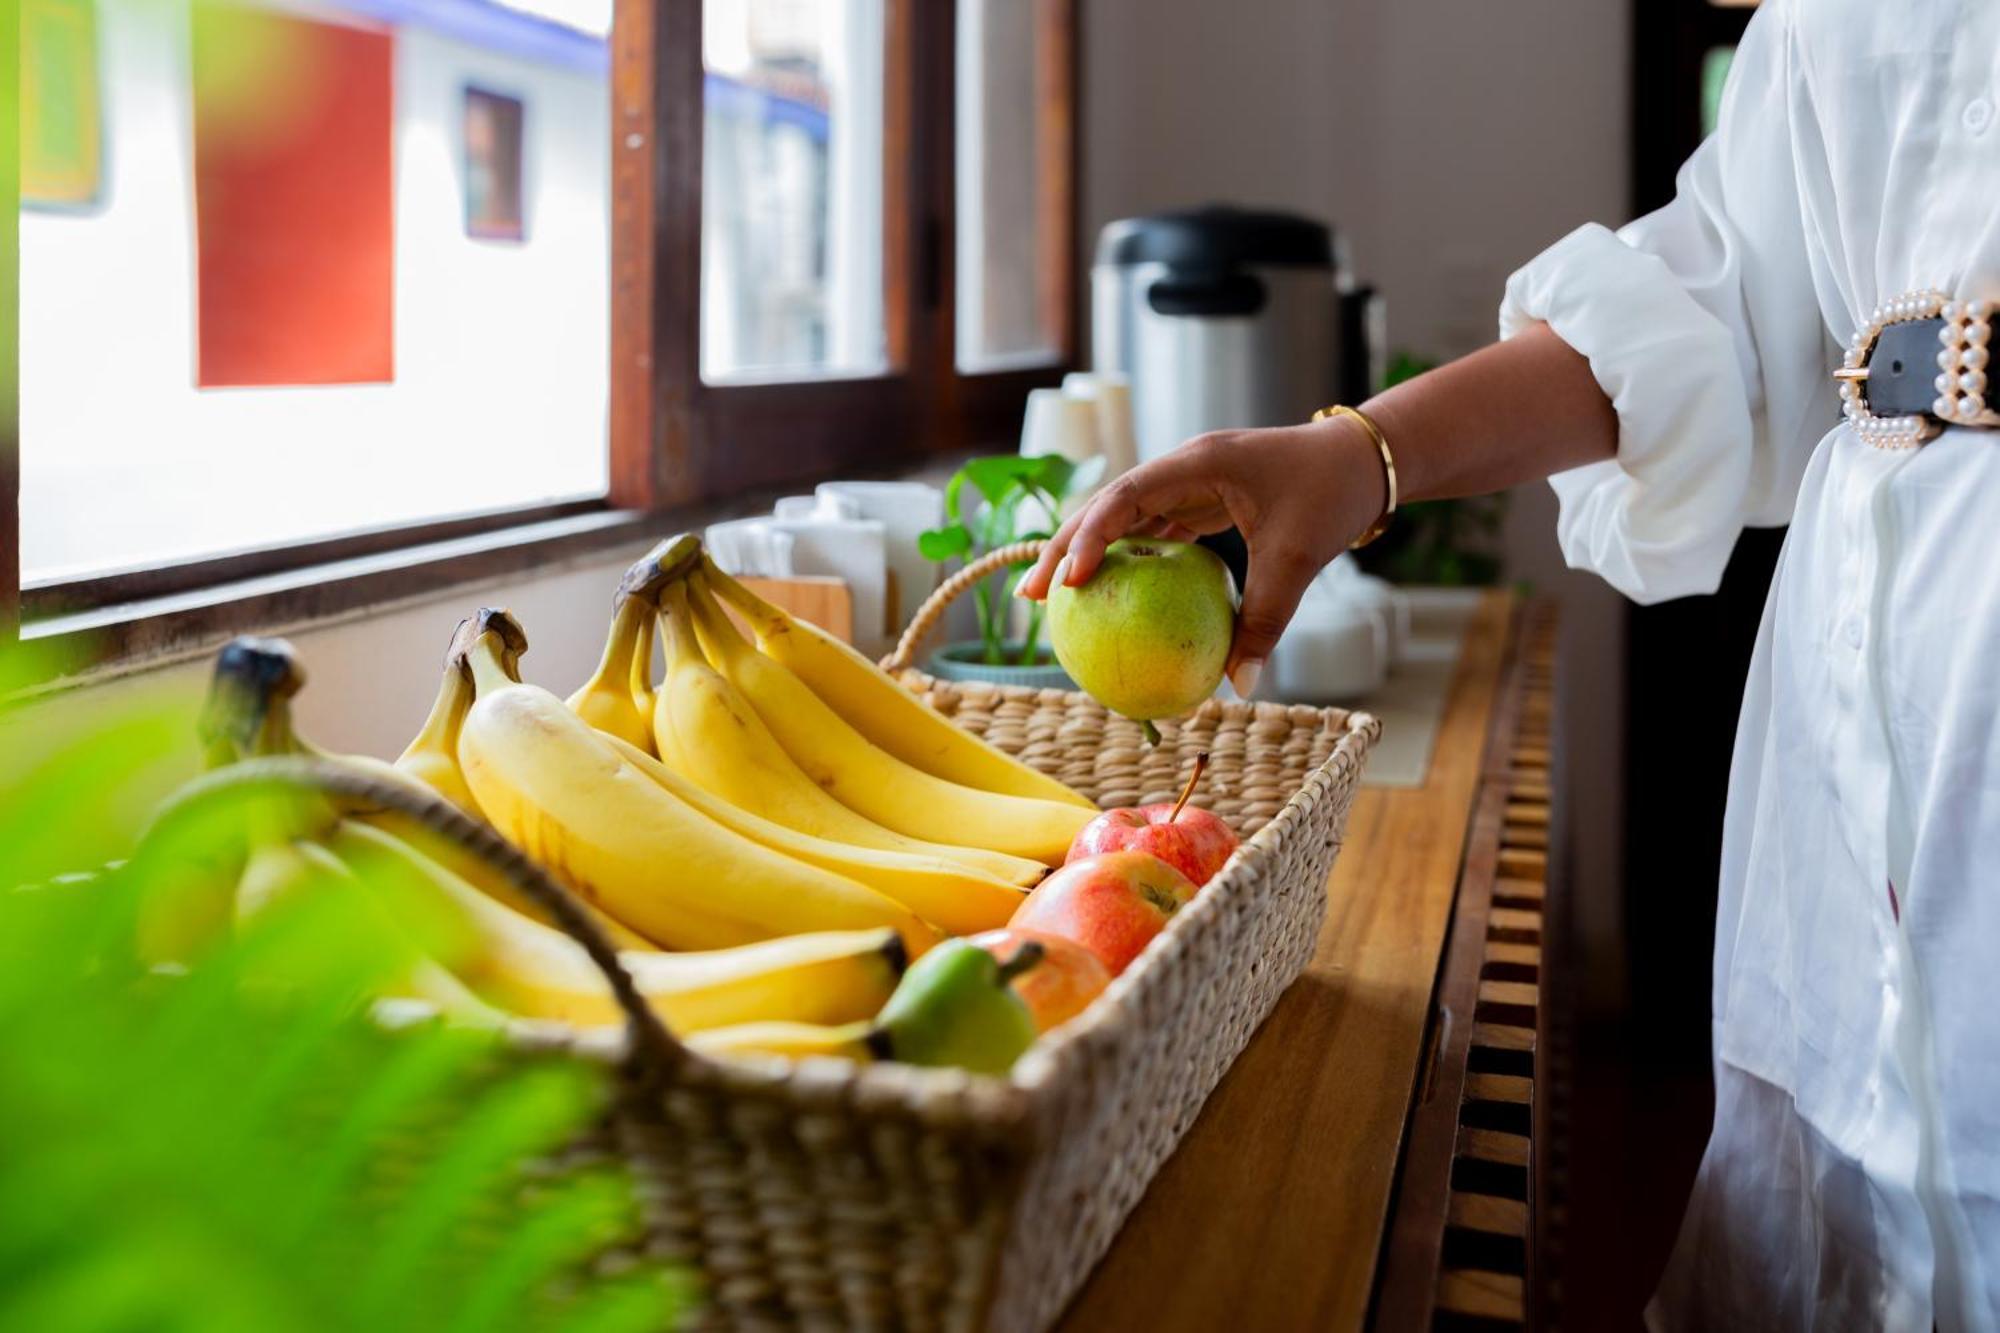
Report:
1046,539,1236,742
867,937,1044,1074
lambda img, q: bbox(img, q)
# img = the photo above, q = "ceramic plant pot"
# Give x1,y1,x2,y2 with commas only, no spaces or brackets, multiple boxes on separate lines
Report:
926,640,1077,691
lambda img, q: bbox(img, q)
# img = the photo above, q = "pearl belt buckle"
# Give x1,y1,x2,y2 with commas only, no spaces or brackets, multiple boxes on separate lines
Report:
1836,290,2000,449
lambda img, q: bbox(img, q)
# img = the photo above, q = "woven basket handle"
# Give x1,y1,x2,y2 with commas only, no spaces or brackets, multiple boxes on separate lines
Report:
881,538,1047,673
134,756,685,1078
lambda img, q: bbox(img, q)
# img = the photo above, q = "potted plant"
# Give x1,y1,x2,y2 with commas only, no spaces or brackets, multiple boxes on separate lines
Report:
918,453,1102,688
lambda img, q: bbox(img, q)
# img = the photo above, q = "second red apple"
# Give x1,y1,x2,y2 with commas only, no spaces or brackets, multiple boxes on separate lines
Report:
1066,752,1240,886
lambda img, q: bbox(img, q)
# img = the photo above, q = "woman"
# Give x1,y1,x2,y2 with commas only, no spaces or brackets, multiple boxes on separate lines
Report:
1022,2,2000,1328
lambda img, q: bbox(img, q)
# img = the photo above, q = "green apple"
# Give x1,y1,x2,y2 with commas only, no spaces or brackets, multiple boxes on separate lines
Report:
1046,539,1236,741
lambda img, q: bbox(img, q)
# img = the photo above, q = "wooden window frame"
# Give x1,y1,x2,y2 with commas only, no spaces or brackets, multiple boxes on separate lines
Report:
611,0,1078,508
1,0,1079,672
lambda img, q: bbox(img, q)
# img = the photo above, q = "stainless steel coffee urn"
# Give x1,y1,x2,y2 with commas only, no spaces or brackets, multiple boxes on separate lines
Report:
1091,205,1381,465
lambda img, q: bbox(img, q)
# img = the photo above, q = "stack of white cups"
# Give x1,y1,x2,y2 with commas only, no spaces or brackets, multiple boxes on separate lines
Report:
1016,372,1139,529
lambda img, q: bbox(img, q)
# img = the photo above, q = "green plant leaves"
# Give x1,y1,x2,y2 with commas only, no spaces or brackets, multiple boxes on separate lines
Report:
916,524,972,562
919,449,1108,664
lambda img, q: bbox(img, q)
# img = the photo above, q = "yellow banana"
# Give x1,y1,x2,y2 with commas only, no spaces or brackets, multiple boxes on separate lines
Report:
649,582,1047,888
687,1019,875,1062
686,575,1095,866
234,831,349,926
456,612,942,957
702,556,1094,808
566,594,657,755
230,824,484,1016
204,631,662,952
394,633,482,817
630,607,659,722
387,960,522,1026
327,820,906,1031
229,823,563,1028
600,733,1027,936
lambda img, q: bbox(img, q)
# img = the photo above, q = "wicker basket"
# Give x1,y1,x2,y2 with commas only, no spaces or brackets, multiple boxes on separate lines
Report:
159,541,1380,1332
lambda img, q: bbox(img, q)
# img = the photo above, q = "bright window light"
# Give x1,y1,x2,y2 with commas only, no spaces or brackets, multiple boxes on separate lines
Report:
18,0,612,583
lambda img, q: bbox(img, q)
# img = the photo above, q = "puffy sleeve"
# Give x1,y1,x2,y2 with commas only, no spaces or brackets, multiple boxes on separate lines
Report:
1498,0,1830,603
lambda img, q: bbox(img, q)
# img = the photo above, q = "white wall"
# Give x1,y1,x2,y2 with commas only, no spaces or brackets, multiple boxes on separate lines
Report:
1081,0,1634,990
19,0,610,582
1081,0,1629,372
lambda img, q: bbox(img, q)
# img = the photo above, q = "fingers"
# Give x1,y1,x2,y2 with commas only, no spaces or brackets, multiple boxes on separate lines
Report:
1052,476,1157,590
1226,543,1321,698
1018,435,1231,600
1016,474,1155,599
1017,505,1092,600
1132,515,1195,541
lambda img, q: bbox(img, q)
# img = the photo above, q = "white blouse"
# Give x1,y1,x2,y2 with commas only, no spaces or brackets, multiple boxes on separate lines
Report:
1500,1,2000,1327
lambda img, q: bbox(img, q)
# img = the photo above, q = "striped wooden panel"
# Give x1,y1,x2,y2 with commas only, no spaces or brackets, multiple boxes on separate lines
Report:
1375,601,1558,1333
1435,605,1556,1331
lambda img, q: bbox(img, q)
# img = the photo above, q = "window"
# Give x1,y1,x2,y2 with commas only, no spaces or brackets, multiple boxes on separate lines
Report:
3,0,1078,665
954,0,1062,371
464,87,529,242
18,0,612,587
701,0,886,380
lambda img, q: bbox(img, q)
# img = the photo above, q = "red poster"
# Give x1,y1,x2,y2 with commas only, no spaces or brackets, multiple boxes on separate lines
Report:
193,8,393,387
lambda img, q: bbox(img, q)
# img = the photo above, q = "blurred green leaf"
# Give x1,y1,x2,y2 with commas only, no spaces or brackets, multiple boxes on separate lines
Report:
960,455,1043,506
0,639,687,1333
1022,454,1074,497
916,524,972,562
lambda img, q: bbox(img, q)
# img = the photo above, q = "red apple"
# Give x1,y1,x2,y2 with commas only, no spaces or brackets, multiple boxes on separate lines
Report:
1066,752,1240,886
970,928,1112,1032
1008,850,1198,975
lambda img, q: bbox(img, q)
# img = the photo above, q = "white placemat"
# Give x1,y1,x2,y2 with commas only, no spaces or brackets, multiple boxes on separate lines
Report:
1353,588,1485,789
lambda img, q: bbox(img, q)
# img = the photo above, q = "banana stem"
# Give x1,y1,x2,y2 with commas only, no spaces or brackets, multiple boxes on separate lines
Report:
406,659,472,759
585,596,646,690
1168,752,1209,824
698,554,788,641
629,609,658,700
200,637,307,765
465,634,518,695
685,572,753,666
655,581,706,670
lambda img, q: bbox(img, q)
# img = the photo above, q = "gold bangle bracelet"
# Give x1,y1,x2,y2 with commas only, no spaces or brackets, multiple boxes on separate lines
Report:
1312,404,1398,549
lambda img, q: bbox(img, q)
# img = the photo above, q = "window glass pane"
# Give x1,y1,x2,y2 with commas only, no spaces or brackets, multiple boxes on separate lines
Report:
955,0,1057,372
702,0,886,382
1700,44,1736,138
19,0,614,584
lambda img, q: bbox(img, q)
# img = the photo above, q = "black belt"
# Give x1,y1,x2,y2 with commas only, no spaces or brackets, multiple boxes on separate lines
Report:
1836,291,1999,448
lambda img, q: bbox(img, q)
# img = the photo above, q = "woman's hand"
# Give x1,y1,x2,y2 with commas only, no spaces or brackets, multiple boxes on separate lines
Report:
1016,413,1389,697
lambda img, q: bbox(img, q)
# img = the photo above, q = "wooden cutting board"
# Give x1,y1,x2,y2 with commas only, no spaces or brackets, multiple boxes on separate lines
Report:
729,576,855,646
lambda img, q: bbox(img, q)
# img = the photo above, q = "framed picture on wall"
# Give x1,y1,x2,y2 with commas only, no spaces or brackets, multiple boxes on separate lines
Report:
23,0,104,210
463,86,526,241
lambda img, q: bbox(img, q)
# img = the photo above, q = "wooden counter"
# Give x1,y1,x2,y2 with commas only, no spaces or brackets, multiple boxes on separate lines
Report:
1054,590,1535,1332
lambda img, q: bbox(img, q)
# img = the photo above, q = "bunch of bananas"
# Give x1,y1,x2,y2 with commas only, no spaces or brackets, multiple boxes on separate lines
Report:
165,534,1104,1070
